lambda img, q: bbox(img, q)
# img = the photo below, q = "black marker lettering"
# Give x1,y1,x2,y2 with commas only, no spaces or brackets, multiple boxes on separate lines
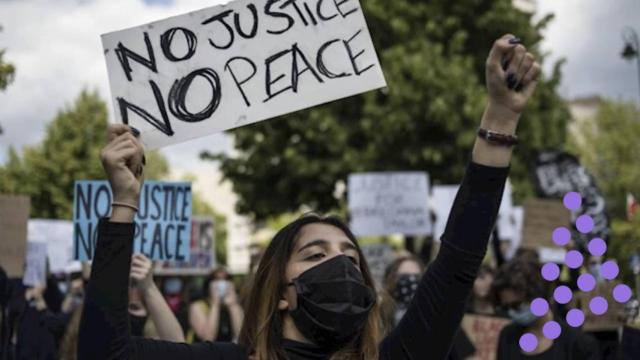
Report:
115,32,157,82
202,10,235,50
264,48,293,102
76,183,92,220
316,38,351,78
168,68,221,123
175,224,187,261
150,223,164,259
343,29,374,75
181,186,191,222
281,0,308,26
316,0,337,21
234,4,259,39
265,0,294,35
291,43,323,92
225,56,257,107
151,185,162,220
303,2,318,25
164,224,175,260
160,27,198,62
94,184,111,218
334,0,358,18
117,80,174,136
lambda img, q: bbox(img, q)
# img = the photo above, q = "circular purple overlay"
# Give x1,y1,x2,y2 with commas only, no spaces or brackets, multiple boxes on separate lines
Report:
565,250,584,269
553,227,571,246
613,284,632,303
576,215,594,234
589,297,608,315
577,273,596,292
563,192,582,210
541,263,560,282
554,286,573,304
543,321,561,340
588,238,607,257
566,309,585,327
519,333,538,353
531,298,549,317
601,261,619,280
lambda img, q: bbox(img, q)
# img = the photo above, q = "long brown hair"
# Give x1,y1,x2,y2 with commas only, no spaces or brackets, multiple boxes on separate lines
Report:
238,214,382,360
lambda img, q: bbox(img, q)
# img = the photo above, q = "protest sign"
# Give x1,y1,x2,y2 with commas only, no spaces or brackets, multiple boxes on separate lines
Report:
28,219,81,274
348,172,431,236
461,314,510,360
521,198,571,249
23,242,48,287
0,195,30,277
73,180,192,261
101,0,386,149
155,216,216,275
360,243,394,285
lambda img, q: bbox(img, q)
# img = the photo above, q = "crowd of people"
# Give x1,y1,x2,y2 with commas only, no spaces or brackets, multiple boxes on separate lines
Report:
0,34,636,359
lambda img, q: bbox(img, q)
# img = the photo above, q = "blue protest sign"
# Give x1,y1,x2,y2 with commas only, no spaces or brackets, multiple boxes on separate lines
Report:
73,180,192,261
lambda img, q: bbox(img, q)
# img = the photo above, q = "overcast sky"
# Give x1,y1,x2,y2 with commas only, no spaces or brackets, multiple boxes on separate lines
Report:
0,0,639,171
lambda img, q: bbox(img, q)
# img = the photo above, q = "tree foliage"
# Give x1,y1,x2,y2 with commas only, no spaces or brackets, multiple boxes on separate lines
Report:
206,0,570,220
0,90,169,219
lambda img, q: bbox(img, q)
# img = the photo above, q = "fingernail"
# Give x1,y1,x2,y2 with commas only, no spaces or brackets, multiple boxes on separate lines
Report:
142,155,146,166
501,58,509,71
515,83,524,92
509,37,522,45
506,73,517,89
129,126,140,137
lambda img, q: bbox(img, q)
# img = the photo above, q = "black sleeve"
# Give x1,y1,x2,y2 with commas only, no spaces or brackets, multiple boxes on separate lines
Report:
572,332,600,360
77,219,245,360
379,162,508,360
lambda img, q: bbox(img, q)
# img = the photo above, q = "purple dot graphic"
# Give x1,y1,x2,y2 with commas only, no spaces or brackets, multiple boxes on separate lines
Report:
563,192,582,210
541,263,560,281
566,309,585,327
531,298,549,316
577,273,596,292
601,261,619,280
565,250,584,269
553,227,571,246
588,238,607,257
590,297,608,315
613,284,632,303
554,286,573,304
519,333,538,353
543,321,561,340
576,215,594,234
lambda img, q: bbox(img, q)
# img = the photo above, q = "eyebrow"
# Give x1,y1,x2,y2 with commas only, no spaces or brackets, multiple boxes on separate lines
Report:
296,239,358,254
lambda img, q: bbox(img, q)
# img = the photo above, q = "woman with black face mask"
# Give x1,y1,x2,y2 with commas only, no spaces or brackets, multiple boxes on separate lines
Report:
78,34,540,360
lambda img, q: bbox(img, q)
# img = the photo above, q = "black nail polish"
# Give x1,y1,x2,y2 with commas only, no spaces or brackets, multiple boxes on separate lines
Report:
142,155,146,166
515,83,524,92
501,58,509,71
509,37,522,45
129,126,140,137
506,73,517,89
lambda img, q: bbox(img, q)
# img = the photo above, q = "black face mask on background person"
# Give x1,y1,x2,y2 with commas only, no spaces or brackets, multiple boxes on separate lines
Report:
392,274,420,308
287,255,375,349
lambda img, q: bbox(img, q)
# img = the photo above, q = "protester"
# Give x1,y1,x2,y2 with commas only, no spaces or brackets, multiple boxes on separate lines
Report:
468,264,496,315
187,267,243,343
382,255,424,327
161,277,190,335
78,34,541,359
493,259,599,359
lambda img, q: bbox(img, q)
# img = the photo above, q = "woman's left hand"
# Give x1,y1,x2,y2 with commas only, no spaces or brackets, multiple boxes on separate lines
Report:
485,34,541,118
223,281,238,307
131,253,155,293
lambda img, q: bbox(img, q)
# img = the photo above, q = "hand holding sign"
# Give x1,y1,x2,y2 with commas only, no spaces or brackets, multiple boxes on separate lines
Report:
131,253,154,292
100,125,145,218
485,34,541,118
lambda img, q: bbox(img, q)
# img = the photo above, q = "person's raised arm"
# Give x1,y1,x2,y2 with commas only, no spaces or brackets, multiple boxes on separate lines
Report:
189,282,221,342
131,254,185,343
379,34,541,360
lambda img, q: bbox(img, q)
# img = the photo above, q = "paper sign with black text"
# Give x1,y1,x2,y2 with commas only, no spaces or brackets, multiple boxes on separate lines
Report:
101,0,386,149
28,219,81,274
73,180,192,261
155,216,216,275
348,172,431,236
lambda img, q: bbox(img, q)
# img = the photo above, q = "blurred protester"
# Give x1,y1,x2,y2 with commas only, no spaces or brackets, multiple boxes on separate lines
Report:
493,259,598,359
468,264,496,315
161,277,190,334
188,267,243,343
79,34,542,359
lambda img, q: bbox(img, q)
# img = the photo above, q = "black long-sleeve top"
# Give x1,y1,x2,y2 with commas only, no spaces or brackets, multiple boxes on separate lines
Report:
78,162,508,360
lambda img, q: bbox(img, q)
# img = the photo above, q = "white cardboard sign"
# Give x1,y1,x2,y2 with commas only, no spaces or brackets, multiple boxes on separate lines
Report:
101,0,386,149
28,219,81,274
348,172,431,236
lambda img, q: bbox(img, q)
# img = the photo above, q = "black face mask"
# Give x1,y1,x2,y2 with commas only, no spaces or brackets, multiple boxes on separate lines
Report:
287,255,375,349
393,274,420,307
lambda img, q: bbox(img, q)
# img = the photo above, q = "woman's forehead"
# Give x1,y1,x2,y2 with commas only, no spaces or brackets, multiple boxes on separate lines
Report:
295,223,354,249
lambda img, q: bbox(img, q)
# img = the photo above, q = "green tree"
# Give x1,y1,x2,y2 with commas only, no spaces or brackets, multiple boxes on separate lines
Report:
568,100,640,282
205,0,569,220
0,90,169,219
0,25,14,91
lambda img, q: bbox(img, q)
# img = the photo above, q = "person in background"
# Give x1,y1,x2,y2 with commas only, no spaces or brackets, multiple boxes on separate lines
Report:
493,259,598,359
468,264,496,315
161,277,190,335
188,267,244,343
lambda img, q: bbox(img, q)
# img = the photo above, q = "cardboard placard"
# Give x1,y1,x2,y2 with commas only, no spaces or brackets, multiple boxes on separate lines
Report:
101,0,386,149
155,216,216,275
23,242,48,287
0,195,30,277
73,180,192,261
28,219,81,274
461,314,510,360
348,172,431,236
521,198,571,249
